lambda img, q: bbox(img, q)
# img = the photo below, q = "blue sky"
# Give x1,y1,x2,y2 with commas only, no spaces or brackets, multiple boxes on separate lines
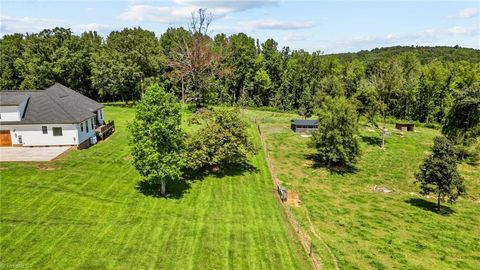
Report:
1,0,479,53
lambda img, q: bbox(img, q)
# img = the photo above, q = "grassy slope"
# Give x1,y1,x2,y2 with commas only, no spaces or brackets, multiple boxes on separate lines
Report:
0,106,310,269
246,109,480,270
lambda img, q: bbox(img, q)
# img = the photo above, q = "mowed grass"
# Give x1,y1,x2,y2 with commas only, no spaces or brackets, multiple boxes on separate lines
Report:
246,109,480,270
0,106,310,270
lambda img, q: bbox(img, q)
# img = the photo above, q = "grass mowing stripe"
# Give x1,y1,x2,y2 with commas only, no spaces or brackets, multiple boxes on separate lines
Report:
27,162,125,267
56,167,134,268
0,106,311,269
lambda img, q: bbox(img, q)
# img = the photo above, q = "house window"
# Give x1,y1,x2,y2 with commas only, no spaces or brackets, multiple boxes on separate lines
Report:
52,127,63,136
99,110,102,119
86,120,89,133
81,122,84,132
42,126,48,134
91,118,94,129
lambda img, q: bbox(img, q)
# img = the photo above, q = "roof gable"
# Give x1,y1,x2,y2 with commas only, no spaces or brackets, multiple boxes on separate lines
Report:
0,83,103,124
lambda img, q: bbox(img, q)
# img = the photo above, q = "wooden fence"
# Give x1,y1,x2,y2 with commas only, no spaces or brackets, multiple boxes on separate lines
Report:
256,123,322,270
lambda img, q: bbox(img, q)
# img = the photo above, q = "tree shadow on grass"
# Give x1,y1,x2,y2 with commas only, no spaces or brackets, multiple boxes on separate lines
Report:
405,198,455,216
183,161,259,180
305,153,358,175
360,135,382,147
137,161,259,198
136,179,191,199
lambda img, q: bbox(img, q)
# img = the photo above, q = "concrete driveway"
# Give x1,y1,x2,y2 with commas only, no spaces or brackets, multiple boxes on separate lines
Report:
0,146,71,162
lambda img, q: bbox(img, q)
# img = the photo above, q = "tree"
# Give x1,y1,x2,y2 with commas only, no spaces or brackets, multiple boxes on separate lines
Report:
354,78,381,123
91,50,142,101
252,68,272,106
185,108,254,171
129,84,184,196
415,136,465,212
0,33,24,89
227,33,257,106
442,86,480,144
311,96,360,168
260,38,283,101
97,27,164,100
167,9,221,107
343,59,365,98
372,59,405,149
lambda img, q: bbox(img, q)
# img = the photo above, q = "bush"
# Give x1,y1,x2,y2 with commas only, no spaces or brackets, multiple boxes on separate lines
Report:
185,108,255,171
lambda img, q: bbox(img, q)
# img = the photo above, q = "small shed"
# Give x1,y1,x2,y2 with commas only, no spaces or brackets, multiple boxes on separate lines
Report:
291,119,319,133
395,123,414,131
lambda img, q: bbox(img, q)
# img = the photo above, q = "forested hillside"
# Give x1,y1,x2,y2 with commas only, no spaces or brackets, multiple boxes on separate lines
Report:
330,45,480,64
1,23,479,125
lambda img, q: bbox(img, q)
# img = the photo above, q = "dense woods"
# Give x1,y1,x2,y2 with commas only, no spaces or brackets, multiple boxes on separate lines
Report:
1,22,480,127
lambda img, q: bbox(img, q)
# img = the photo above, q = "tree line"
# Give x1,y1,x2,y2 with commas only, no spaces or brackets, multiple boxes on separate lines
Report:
1,11,479,126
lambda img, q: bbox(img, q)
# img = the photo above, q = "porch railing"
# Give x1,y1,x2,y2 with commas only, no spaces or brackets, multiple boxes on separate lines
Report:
95,120,115,141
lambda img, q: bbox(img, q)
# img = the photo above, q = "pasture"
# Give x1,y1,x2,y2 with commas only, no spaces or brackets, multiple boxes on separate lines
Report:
0,106,310,269
247,109,480,270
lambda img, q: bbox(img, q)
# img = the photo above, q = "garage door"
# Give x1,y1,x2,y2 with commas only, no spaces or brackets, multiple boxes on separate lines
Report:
0,130,12,147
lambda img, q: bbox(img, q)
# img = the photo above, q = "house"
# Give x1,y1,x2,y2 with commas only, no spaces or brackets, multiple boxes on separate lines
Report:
291,119,319,133
0,83,105,148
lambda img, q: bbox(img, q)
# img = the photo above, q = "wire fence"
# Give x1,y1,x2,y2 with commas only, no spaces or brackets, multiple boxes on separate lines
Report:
255,122,322,270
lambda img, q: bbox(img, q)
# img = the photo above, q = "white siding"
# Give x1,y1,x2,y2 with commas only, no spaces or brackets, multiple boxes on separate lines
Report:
77,118,96,144
97,109,104,125
0,105,21,122
3,124,80,146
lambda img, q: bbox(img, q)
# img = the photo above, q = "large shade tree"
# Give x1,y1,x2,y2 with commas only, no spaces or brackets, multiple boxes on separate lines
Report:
311,96,360,169
129,84,184,196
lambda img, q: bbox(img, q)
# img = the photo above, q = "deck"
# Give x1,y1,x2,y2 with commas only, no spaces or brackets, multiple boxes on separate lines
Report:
95,120,115,141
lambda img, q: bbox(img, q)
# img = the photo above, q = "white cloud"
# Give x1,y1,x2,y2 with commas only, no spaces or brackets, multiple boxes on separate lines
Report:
70,23,111,33
448,7,478,19
319,25,480,53
118,5,196,23
0,15,111,36
119,0,278,23
283,33,309,42
238,19,314,30
174,0,277,12
0,15,63,34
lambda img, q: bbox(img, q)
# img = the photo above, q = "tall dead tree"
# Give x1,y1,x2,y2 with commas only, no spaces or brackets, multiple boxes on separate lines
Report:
167,9,222,107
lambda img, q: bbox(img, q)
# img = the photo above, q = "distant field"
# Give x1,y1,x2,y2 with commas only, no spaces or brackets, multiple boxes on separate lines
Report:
246,109,480,270
0,106,310,269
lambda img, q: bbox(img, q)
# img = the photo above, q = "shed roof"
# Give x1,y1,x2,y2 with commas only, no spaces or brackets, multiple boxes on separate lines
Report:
0,83,103,125
291,119,319,126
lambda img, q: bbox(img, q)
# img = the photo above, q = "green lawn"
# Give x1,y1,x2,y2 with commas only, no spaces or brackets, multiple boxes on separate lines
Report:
246,109,480,270
0,106,310,269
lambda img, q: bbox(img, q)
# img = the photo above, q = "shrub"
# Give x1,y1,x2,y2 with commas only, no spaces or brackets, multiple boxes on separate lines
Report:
185,108,255,171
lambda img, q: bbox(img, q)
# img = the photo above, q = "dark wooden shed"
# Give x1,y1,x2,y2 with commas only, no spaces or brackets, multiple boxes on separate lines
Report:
291,119,319,133
395,123,415,131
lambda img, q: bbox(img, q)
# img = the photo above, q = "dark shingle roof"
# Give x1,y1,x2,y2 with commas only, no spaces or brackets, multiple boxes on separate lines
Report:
0,83,103,125
291,119,319,126
0,92,30,105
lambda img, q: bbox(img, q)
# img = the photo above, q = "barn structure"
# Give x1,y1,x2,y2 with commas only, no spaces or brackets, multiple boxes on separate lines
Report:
291,119,319,133
395,123,415,131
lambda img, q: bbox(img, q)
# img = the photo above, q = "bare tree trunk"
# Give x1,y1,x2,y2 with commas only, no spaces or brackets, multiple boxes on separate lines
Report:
161,180,166,196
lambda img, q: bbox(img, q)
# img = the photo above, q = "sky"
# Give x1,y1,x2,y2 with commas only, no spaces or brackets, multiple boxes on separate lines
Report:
1,0,479,53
